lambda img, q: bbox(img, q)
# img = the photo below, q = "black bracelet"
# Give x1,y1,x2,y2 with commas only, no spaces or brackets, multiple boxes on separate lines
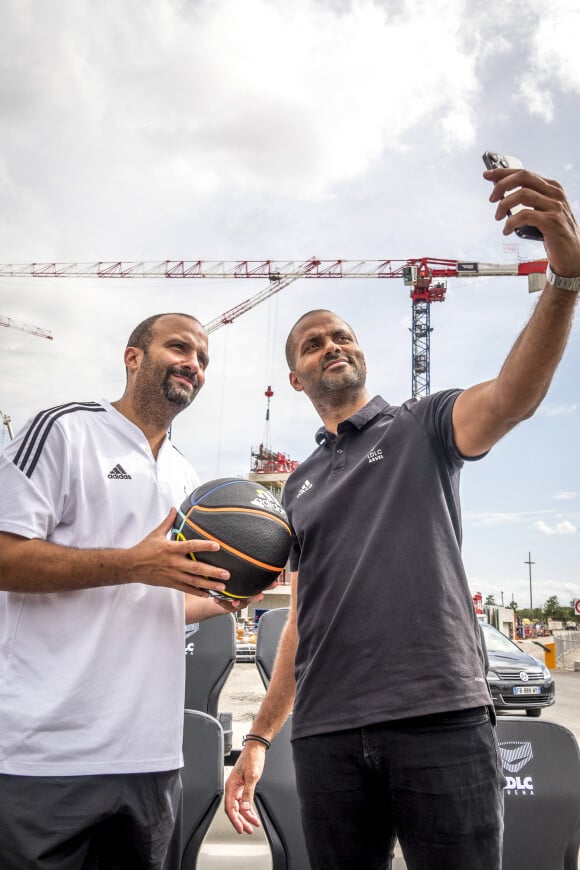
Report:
242,733,271,750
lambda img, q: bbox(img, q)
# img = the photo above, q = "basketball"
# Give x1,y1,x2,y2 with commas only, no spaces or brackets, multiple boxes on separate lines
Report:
171,477,292,599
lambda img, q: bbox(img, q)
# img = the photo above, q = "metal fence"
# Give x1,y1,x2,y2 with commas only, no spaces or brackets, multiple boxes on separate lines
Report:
554,630,580,671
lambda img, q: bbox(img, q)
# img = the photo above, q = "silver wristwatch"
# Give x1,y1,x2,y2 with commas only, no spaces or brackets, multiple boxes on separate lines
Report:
546,264,580,292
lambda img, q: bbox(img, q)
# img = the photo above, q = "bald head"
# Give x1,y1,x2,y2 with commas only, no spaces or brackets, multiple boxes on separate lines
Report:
285,309,359,369
126,313,203,355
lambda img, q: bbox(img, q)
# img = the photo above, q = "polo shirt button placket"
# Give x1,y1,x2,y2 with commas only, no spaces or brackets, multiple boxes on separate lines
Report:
332,444,346,471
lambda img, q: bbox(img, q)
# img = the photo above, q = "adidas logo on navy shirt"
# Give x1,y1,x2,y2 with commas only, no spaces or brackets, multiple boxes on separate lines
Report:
108,464,132,479
296,479,313,499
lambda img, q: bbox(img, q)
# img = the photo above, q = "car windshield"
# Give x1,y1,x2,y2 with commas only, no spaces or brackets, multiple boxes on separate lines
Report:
481,624,522,654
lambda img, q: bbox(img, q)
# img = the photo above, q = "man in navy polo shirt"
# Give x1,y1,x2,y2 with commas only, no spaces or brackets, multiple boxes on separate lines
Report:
225,166,580,867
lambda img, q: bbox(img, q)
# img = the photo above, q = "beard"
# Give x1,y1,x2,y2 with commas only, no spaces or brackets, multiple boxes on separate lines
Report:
310,354,367,399
161,367,200,408
134,356,200,422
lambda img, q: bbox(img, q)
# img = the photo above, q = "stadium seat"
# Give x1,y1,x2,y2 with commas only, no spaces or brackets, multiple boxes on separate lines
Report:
255,606,289,689
181,709,224,869
254,715,311,870
497,717,580,870
184,614,236,717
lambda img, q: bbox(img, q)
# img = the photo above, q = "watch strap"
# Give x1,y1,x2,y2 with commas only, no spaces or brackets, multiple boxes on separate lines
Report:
546,264,580,292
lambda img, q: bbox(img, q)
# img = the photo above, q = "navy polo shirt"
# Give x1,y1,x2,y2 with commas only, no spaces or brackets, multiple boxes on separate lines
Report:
282,392,492,740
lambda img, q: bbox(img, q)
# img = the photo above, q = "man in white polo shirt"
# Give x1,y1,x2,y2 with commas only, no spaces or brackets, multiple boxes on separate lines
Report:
0,313,246,869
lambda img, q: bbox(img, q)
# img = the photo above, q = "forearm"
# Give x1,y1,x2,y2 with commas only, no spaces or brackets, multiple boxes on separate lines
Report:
454,283,577,456
492,282,577,421
0,534,131,593
250,619,297,740
184,594,231,624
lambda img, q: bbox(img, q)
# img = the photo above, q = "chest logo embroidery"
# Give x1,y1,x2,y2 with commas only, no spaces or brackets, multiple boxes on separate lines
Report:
108,463,132,479
367,449,383,464
295,479,313,499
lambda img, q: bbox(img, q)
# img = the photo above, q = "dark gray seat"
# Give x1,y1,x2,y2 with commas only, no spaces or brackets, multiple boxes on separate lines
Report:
255,606,289,689
496,717,580,870
181,709,224,869
254,715,311,870
184,614,236,717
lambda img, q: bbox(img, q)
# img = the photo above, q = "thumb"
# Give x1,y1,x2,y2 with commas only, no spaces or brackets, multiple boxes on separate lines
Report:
154,507,178,537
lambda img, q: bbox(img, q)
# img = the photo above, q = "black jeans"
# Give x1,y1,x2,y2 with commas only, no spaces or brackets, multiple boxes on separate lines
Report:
0,770,183,870
292,707,505,870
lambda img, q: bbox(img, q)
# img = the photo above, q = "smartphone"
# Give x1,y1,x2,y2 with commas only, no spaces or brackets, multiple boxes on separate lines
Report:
482,151,543,241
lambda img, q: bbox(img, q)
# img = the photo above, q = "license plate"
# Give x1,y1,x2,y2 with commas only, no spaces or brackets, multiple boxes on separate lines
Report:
513,686,541,695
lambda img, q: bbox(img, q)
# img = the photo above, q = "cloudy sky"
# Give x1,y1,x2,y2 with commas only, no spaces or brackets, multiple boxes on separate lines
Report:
1,0,579,613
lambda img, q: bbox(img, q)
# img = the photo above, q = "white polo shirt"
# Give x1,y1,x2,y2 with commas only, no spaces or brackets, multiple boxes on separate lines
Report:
0,400,199,776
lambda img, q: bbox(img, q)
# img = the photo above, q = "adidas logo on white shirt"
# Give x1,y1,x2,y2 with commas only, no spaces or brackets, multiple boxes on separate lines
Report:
108,464,132,479
296,479,313,499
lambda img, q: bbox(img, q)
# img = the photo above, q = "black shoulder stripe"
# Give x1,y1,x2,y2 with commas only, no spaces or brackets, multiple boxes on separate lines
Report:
13,402,106,479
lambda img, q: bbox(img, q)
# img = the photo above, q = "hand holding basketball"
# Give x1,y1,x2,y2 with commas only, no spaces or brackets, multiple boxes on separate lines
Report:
125,509,231,597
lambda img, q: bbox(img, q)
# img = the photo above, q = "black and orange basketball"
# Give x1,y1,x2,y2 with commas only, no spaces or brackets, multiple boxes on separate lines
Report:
171,477,292,599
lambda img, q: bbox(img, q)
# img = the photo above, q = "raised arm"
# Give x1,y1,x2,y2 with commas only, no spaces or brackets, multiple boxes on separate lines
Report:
224,571,299,834
453,166,580,458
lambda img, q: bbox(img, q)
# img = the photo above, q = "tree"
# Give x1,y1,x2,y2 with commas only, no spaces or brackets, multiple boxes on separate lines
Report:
484,594,496,606
543,596,561,620
508,599,518,612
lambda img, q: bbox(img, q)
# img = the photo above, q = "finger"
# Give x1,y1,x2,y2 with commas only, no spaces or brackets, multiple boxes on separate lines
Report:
225,784,258,834
173,537,220,556
156,508,178,537
239,798,261,828
217,598,245,612
494,188,552,222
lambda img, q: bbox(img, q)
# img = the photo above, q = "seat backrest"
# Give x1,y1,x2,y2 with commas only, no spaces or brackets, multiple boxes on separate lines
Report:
181,709,224,869
497,718,580,870
256,607,290,689
254,715,311,870
184,613,236,717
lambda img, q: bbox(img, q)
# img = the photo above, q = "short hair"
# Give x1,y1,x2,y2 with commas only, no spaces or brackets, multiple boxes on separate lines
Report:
285,309,357,369
126,313,202,353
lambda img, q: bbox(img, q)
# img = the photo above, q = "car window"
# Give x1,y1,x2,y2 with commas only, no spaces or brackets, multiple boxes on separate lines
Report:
481,624,522,654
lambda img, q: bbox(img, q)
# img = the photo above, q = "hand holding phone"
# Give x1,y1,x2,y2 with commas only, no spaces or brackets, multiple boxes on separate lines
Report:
482,151,544,241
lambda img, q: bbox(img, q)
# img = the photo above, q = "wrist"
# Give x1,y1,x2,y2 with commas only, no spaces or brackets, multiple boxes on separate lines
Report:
546,264,580,292
242,733,271,751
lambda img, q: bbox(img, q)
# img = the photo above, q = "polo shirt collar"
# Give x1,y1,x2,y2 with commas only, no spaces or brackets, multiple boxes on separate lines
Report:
315,395,391,446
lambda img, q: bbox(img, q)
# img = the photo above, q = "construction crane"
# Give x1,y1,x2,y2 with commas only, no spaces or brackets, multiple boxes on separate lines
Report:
0,257,548,397
0,315,53,441
0,315,53,341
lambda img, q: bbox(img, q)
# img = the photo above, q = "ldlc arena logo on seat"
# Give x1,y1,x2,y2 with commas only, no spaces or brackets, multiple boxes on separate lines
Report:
499,741,535,795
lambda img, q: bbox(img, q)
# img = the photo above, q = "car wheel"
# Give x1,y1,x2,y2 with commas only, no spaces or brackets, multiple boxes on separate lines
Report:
526,708,542,718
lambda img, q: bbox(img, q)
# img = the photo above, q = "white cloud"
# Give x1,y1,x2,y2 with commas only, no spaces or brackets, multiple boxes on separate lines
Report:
465,510,543,527
553,491,578,501
538,402,579,417
532,520,577,536
0,0,489,207
516,78,554,122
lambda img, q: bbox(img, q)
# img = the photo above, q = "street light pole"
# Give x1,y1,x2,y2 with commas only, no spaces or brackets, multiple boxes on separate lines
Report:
524,551,535,615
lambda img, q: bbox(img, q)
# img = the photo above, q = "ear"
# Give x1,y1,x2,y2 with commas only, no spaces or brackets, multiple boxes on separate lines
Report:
124,346,143,372
288,371,304,393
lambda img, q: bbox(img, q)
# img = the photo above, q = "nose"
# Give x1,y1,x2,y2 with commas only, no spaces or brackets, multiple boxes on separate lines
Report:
323,337,342,356
180,350,204,378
